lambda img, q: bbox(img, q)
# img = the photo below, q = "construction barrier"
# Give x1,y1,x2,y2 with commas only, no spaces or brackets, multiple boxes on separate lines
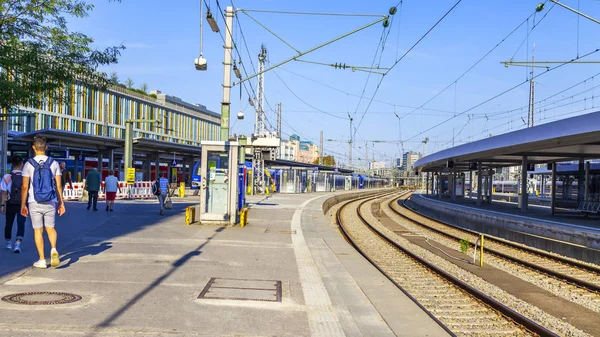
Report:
62,181,161,201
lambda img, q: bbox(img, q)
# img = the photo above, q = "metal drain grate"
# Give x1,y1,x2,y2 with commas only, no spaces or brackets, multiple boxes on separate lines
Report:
198,278,282,302
2,292,82,305
264,229,296,234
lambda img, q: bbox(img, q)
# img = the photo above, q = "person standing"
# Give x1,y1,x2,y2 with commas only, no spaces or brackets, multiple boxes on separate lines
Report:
104,170,120,212
60,162,73,190
21,136,65,269
85,165,101,211
2,156,26,253
157,172,170,215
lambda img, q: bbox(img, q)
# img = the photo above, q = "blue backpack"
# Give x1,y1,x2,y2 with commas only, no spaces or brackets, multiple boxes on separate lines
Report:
28,157,57,202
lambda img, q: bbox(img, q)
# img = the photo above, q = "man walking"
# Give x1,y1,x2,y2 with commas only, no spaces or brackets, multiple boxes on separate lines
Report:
60,162,73,190
2,156,26,253
21,136,65,269
157,172,170,215
104,170,120,212
85,165,101,211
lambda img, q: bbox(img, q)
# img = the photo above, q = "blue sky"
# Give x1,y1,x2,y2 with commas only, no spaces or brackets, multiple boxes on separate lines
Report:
70,0,600,167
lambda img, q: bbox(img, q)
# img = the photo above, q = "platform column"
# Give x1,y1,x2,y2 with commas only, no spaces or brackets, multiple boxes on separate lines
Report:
487,171,493,204
578,158,585,203
451,169,456,201
585,161,590,201
468,171,472,199
551,162,557,215
521,156,528,212
145,157,152,181
477,162,482,205
108,149,115,172
98,152,104,176
154,153,160,179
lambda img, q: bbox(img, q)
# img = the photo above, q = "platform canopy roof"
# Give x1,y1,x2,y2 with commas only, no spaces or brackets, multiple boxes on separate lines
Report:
414,111,600,173
11,129,201,159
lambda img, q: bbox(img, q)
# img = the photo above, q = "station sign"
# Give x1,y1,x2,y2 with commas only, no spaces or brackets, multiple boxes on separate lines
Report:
171,159,178,166
126,167,136,184
10,150,28,158
49,150,67,159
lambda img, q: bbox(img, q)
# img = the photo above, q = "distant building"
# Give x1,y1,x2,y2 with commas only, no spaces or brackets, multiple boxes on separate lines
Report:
395,157,402,168
278,135,318,164
369,161,386,170
402,151,422,172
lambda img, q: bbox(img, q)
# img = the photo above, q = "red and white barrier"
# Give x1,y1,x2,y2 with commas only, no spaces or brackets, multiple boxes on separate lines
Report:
61,181,157,201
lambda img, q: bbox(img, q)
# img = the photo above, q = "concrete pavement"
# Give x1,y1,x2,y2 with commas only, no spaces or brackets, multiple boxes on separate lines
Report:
0,192,447,336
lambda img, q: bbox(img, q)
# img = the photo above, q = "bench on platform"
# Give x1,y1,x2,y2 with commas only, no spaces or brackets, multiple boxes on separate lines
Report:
577,201,600,215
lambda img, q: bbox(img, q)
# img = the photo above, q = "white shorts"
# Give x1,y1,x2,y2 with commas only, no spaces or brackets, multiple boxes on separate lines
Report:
29,202,57,229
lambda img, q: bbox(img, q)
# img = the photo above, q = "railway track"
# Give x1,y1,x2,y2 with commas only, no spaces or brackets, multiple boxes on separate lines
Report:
336,192,557,337
387,193,600,309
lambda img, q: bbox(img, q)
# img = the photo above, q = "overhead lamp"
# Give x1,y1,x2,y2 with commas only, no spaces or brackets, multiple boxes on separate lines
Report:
194,57,207,71
206,9,220,33
233,64,242,79
237,110,244,120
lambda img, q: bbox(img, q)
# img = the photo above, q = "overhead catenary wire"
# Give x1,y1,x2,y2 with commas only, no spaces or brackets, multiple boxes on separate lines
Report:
402,4,549,122
353,0,463,140
403,48,600,143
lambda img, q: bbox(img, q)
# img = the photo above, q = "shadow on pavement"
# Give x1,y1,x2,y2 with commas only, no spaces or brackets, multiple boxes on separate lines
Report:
0,200,198,282
56,242,113,269
85,226,225,337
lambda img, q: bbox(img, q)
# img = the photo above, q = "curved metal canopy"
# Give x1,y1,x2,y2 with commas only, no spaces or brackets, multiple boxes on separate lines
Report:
414,111,600,172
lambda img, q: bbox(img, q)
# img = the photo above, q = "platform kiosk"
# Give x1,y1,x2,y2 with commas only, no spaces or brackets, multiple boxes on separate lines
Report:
199,141,240,225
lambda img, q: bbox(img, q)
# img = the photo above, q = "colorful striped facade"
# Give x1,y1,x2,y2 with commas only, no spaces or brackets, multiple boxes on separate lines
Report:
7,83,221,145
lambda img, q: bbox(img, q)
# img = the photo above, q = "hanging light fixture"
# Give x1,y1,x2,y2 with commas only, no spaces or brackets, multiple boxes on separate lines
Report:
194,0,207,71
206,9,220,32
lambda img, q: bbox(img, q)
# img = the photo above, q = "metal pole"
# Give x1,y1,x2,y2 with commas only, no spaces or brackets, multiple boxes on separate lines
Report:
477,162,482,205
578,158,585,203
521,156,528,212
220,6,234,141
0,118,6,174
124,121,133,179
551,162,557,215
233,16,388,86
469,170,473,200
549,0,600,25
319,130,323,165
585,161,590,201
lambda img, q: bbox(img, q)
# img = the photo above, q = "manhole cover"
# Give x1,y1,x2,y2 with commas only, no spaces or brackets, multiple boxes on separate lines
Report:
198,278,282,302
2,292,82,305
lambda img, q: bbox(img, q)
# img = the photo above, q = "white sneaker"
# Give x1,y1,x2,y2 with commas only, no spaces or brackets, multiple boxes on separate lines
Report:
50,248,60,267
13,242,21,254
5,241,11,250
33,260,47,269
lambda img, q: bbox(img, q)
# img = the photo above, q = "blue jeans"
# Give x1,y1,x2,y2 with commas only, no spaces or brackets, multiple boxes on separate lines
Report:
5,203,26,241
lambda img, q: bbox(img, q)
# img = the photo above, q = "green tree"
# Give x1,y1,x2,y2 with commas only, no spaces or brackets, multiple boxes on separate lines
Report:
124,77,134,89
312,155,336,167
0,0,124,110
109,71,119,84
140,82,148,93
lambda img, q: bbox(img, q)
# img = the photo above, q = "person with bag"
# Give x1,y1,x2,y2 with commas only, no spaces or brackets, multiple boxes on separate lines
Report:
153,172,170,215
1,156,26,253
21,136,65,269
84,165,101,211
103,170,121,212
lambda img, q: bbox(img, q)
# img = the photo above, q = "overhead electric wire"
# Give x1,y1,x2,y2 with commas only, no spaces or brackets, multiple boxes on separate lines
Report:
509,1,555,62
403,48,600,143
402,4,548,122
353,0,463,140
238,9,386,17
352,26,387,120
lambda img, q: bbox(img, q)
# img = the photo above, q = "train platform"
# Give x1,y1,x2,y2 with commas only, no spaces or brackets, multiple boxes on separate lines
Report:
410,193,600,263
0,191,448,336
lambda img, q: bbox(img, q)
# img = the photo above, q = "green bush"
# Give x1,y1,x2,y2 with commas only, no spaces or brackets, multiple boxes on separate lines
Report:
459,239,470,254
